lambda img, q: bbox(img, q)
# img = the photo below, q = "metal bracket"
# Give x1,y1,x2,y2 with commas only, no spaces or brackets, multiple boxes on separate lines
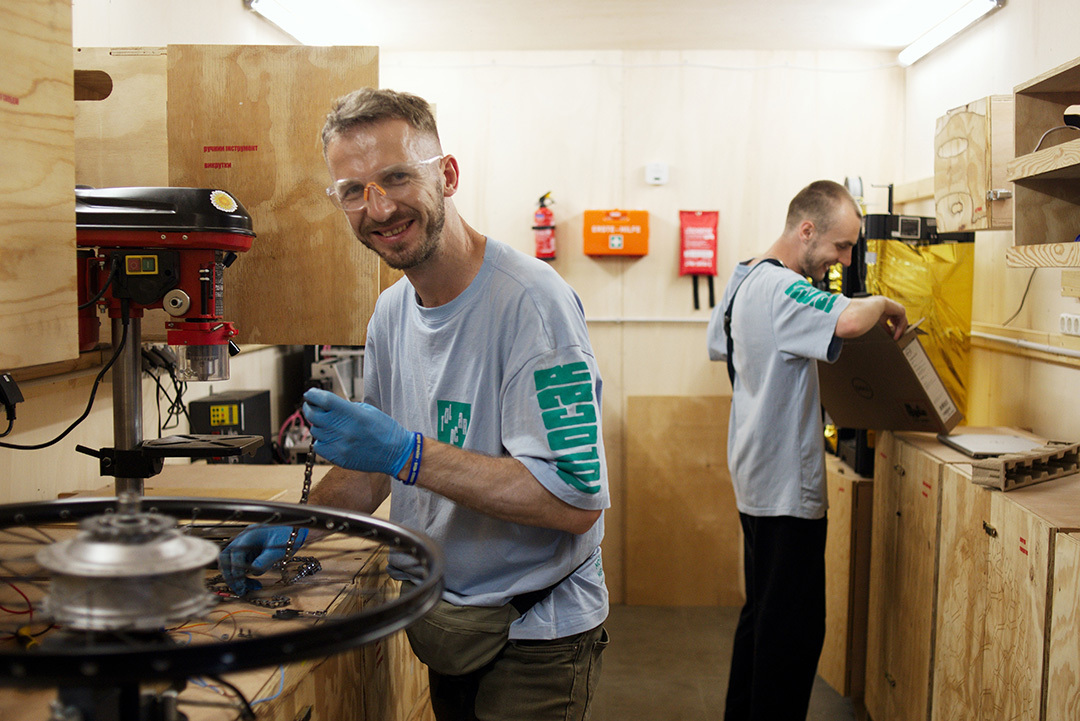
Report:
76,445,164,479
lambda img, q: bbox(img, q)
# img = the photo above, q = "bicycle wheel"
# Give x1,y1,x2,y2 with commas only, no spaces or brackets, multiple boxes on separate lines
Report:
0,495,444,686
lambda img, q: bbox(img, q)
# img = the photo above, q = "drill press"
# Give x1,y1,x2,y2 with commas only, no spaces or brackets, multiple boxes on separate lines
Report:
74,187,265,494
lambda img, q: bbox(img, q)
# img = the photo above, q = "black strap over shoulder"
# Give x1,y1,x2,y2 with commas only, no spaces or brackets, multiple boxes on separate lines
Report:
724,258,784,385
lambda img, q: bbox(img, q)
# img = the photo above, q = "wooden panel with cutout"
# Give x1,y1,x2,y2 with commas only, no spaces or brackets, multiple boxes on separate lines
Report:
934,95,1013,232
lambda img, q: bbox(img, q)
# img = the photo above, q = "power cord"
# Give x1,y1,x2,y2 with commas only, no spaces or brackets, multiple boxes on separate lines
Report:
1031,125,1080,153
1002,268,1038,327
143,346,190,436
204,675,257,721
77,254,119,310
0,303,130,450
0,373,25,438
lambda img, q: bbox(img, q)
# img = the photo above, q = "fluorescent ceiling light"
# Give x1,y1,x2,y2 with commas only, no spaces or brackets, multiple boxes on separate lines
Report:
245,0,362,45
897,0,1005,67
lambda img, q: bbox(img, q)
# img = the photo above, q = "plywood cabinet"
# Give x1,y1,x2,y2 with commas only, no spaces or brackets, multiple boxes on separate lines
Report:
73,45,396,346
931,464,995,721
865,428,1054,721
865,431,952,721
867,429,1079,721
0,0,79,370
982,475,1080,721
934,95,1014,232
1046,532,1080,720
819,455,873,699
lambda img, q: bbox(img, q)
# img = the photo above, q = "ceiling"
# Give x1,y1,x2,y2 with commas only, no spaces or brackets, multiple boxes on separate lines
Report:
312,0,976,53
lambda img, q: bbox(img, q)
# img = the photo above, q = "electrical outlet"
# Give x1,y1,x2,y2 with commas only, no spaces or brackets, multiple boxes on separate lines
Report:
1061,313,1080,337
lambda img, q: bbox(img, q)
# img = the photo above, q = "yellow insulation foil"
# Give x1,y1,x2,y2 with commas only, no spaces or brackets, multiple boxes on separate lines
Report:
864,239,974,418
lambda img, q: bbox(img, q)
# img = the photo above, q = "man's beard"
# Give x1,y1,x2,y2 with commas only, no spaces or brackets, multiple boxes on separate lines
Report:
360,200,446,271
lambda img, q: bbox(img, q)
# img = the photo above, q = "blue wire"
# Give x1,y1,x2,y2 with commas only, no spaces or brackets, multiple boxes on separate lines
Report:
250,665,285,705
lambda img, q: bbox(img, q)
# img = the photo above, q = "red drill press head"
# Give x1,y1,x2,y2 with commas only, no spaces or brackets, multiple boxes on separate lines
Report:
76,187,256,381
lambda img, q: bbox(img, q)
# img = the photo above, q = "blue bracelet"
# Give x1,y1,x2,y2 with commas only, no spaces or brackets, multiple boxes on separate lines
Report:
403,433,423,486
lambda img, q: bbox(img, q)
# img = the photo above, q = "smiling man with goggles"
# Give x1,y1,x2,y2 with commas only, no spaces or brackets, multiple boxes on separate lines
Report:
326,155,444,212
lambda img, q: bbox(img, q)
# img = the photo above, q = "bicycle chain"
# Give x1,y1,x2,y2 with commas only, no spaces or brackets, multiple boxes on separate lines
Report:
277,450,316,583
205,451,321,608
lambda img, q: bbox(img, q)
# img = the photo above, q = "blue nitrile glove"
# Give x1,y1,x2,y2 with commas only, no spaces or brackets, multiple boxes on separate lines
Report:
218,525,308,596
302,387,415,476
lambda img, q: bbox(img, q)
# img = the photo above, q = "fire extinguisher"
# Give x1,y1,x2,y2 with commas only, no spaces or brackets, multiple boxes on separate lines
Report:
533,192,556,260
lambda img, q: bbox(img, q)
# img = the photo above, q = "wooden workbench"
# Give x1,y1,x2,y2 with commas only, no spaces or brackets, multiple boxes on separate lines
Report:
0,461,434,721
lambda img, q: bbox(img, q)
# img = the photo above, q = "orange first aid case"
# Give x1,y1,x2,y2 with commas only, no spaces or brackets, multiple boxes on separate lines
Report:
583,210,649,256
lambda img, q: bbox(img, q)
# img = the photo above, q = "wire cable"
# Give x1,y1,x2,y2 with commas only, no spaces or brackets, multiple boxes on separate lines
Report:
77,255,119,310
1031,125,1080,153
0,306,130,450
249,665,285,707
208,673,258,720
1002,269,1038,327
0,581,32,615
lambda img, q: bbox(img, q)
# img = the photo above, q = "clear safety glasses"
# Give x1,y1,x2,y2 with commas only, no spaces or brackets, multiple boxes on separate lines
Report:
326,155,444,212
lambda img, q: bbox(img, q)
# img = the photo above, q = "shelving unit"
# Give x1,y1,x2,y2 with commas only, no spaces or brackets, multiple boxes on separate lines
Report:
1006,56,1080,266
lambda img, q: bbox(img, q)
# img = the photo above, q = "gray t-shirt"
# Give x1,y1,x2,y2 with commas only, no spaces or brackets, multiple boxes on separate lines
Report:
365,238,609,639
707,260,850,519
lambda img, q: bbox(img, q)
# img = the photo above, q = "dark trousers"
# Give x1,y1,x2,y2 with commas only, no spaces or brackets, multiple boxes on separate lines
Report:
428,624,608,721
724,513,828,721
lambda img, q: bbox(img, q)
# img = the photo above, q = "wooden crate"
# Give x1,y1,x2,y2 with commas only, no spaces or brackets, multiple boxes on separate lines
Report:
72,44,397,347
934,95,1014,232
981,474,1080,721
0,0,79,370
819,455,873,699
931,463,996,721
624,396,742,606
865,428,1036,721
865,431,952,721
1046,532,1080,720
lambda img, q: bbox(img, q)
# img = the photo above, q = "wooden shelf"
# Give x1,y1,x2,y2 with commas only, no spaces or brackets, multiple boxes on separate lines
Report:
1007,138,1080,182
1010,56,1080,250
1006,242,1080,267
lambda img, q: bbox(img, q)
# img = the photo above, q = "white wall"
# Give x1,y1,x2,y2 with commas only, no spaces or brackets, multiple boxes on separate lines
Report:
71,0,293,46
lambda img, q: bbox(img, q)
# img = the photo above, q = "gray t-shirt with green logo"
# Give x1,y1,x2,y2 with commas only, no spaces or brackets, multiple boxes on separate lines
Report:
364,238,609,639
707,260,850,520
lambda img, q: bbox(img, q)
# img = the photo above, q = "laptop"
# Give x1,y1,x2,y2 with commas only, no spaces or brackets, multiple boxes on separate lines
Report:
935,433,1046,459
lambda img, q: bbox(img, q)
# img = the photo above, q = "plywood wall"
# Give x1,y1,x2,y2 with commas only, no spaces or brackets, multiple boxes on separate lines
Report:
624,395,741,606
166,44,384,347
0,0,78,369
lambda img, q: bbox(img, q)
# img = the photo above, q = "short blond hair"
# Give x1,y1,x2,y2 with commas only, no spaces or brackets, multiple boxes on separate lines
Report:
321,87,440,155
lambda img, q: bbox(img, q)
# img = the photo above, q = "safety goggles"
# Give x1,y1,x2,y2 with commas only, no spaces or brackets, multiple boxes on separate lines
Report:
326,155,444,212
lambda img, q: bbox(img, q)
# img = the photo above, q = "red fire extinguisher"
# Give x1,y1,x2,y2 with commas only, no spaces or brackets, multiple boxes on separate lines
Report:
533,192,556,260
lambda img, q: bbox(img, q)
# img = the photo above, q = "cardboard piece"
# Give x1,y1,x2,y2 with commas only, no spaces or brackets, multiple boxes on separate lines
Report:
818,324,963,434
